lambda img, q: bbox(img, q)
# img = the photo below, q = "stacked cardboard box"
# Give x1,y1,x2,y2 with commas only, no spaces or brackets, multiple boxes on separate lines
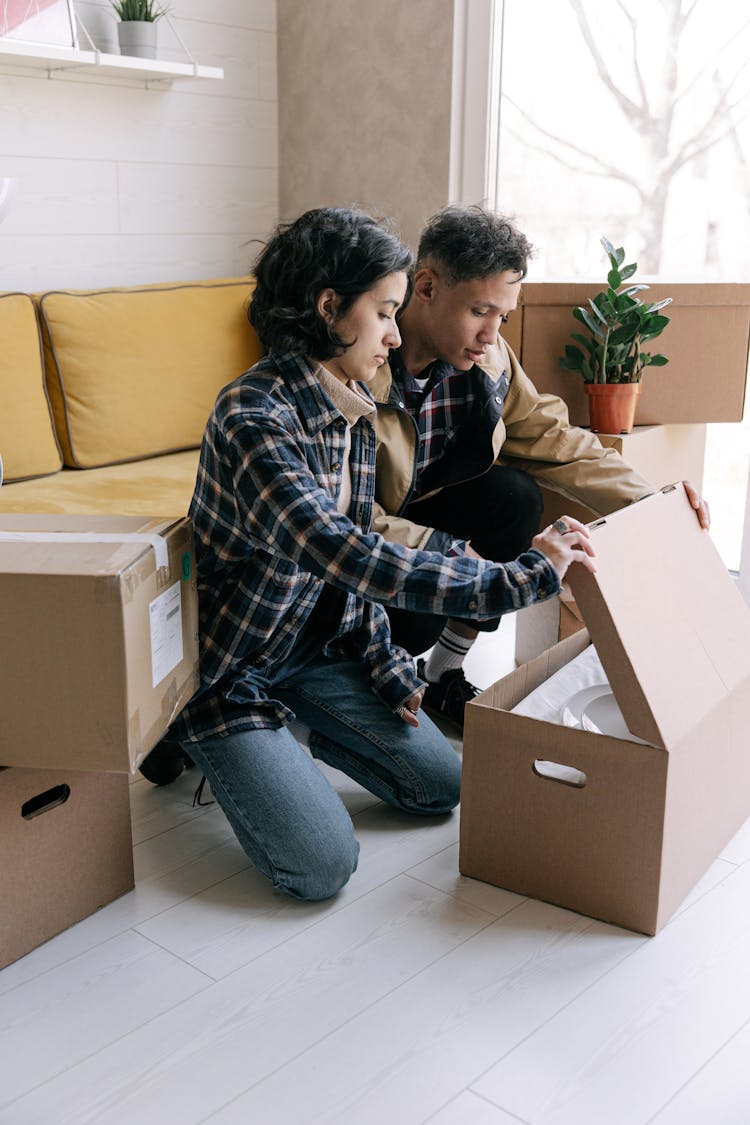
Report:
503,280,750,426
460,485,750,935
0,515,200,968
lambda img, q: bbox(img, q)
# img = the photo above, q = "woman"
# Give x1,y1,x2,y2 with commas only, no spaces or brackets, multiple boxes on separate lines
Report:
167,206,595,901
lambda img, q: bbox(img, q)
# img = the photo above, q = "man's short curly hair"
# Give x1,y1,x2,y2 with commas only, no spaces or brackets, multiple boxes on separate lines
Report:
248,207,413,359
417,205,533,284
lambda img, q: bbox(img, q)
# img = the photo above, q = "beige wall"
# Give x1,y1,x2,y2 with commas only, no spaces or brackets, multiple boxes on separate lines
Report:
277,0,454,249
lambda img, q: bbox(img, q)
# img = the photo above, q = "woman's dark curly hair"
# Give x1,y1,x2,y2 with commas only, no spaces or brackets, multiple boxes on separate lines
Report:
248,207,413,359
417,205,534,284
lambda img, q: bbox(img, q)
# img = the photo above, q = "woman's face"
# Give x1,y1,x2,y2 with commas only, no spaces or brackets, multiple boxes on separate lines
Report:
319,271,408,384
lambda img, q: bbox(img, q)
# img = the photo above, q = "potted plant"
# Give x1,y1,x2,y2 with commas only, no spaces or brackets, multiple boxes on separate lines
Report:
111,0,168,60
558,237,672,433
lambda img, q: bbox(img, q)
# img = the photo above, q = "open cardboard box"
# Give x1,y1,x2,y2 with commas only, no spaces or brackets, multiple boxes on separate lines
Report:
515,585,585,669
0,765,134,970
515,422,707,665
0,514,199,773
460,484,750,934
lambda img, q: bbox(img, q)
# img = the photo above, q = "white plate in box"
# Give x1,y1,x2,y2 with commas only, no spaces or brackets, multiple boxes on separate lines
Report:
560,685,610,730
562,685,650,744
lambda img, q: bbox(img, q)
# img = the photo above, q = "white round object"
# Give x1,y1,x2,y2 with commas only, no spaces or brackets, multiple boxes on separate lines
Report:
560,685,610,729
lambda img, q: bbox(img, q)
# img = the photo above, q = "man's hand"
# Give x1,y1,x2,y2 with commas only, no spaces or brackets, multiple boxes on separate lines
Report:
683,480,710,529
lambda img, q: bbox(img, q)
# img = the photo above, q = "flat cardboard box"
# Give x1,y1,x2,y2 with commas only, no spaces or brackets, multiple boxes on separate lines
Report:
504,281,750,425
0,765,134,970
515,422,706,664
460,484,750,934
0,514,199,773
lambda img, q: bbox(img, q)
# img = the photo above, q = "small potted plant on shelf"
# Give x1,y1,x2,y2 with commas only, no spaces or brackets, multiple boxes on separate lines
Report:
558,236,672,434
111,0,168,60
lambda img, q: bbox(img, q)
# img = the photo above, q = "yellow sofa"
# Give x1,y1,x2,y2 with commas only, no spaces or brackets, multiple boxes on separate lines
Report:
0,279,264,515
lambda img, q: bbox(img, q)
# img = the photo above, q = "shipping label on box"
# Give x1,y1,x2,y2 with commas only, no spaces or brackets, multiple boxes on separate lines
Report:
0,515,200,773
461,484,750,934
149,580,184,688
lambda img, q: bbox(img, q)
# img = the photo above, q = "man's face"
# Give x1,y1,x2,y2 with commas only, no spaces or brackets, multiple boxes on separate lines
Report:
419,268,523,370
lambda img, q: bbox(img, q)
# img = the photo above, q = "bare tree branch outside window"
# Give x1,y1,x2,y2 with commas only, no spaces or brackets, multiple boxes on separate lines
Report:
494,0,750,275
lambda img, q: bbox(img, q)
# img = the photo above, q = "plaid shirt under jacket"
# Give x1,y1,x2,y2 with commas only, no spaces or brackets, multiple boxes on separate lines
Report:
171,352,560,742
389,350,477,499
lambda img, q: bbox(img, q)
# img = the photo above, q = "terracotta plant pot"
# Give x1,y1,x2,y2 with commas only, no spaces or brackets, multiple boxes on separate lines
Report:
584,382,642,434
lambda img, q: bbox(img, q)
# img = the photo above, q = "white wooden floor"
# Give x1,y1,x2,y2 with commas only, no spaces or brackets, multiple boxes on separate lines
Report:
3,618,750,1124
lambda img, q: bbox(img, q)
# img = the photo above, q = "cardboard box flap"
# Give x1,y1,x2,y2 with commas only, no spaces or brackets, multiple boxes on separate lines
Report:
567,484,750,748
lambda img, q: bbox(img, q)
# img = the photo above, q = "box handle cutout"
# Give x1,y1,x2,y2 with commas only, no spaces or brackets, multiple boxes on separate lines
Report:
532,760,587,788
22,784,71,820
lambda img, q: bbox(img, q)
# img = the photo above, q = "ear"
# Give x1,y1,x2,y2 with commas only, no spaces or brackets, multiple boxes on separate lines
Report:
411,267,438,305
317,288,342,323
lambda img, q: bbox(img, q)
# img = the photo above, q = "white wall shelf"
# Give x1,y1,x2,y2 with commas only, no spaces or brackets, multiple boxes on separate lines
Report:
0,38,223,83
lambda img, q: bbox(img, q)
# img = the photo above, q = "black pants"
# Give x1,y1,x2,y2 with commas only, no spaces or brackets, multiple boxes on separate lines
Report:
387,466,543,657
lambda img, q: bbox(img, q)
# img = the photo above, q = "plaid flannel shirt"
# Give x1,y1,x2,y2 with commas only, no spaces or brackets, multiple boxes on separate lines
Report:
171,352,560,741
390,350,478,498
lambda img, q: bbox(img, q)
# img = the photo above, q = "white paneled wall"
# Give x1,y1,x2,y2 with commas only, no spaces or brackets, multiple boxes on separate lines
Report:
0,0,278,290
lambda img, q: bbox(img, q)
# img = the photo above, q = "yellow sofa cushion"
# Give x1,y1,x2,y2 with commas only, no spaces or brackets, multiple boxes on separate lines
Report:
0,450,199,516
38,278,264,469
0,293,62,483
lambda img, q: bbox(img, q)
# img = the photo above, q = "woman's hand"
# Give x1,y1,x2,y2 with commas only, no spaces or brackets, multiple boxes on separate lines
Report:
532,516,597,582
394,688,425,727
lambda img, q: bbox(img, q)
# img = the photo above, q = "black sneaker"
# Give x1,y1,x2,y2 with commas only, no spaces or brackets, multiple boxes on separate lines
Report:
139,739,193,786
417,658,481,732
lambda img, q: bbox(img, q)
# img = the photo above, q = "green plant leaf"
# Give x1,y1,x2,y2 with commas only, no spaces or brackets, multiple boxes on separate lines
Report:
621,284,648,297
602,291,620,318
615,292,638,313
607,268,622,289
573,306,604,337
644,314,670,334
571,332,597,353
600,236,625,268
619,262,638,281
609,324,637,346
111,0,168,20
564,344,585,364
646,298,673,313
648,354,669,366
588,298,609,326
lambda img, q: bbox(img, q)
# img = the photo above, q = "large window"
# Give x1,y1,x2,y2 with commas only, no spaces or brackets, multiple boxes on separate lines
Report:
487,0,750,574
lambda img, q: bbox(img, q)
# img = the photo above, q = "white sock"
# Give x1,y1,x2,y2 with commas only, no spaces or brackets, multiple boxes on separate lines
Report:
423,625,475,683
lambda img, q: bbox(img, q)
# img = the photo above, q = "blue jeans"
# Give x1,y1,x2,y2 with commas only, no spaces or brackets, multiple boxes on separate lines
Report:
179,656,461,902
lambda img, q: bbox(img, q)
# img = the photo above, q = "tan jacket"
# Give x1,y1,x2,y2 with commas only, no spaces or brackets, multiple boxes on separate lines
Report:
371,337,654,549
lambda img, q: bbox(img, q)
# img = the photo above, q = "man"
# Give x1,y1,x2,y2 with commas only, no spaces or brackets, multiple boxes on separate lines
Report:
371,205,710,729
